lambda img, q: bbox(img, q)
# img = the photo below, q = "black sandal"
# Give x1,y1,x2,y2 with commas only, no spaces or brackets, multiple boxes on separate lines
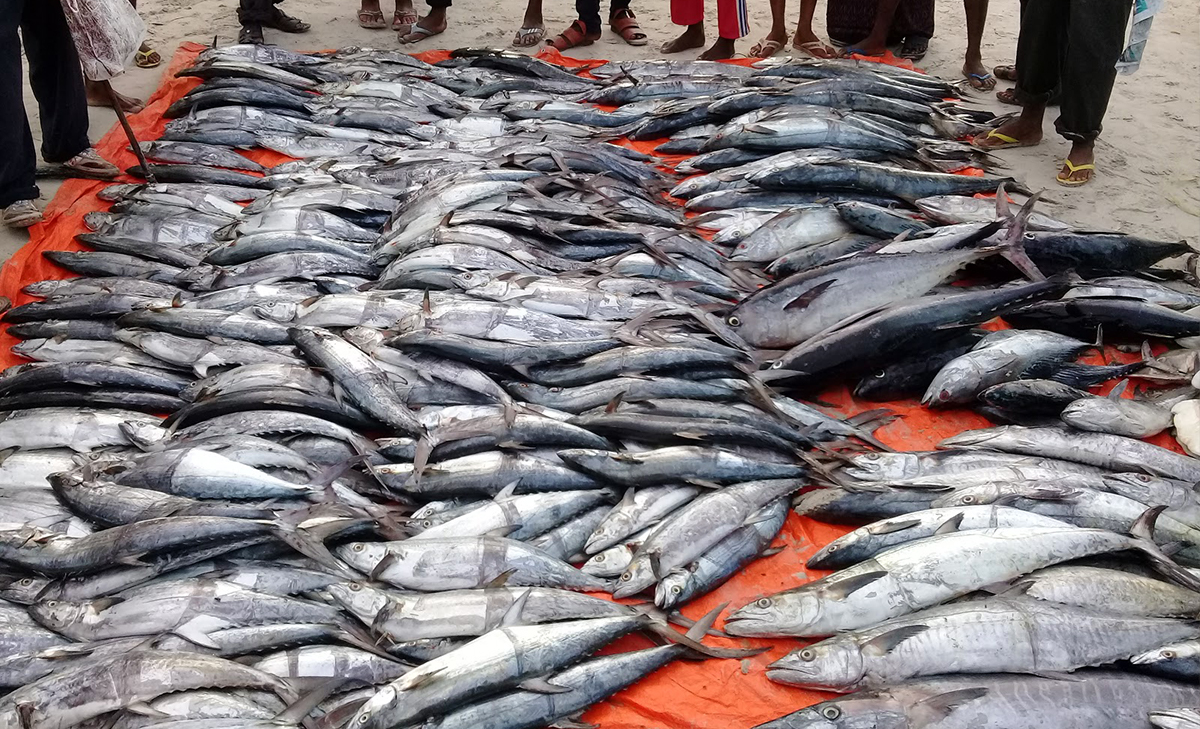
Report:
238,23,264,43
264,7,311,33
899,35,928,61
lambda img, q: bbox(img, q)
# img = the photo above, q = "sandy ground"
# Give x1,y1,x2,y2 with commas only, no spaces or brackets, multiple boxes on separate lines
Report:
5,0,1198,261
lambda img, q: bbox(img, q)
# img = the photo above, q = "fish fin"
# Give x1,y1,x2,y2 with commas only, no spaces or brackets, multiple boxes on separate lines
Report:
910,688,990,723
617,487,636,510
550,716,595,729
277,678,356,724
997,193,1046,281
485,525,521,538
672,430,707,441
172,623,221,650
934,512,965,535
500,587,531,627
845,408,895,428
685,478,723,489
494,480,520,501
519,675,572,694
1131,506,1200,592
271,521,356,579
401,665,447,689
866,518,922,535
745,124,779,135
16,702,36,729
825,570,888,599
782,279,836,312
125,702,169,719
604,392,626,414
647,602,768,659
761,546,786,558
1108,378,1131,399
486,568,519,589
647,551,663,580
994,183,1012,219
861,624,930,656
89,596,126,611
370,552,398,582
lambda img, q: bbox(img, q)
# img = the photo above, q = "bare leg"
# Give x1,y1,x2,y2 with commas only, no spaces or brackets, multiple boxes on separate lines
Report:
750,0,788,56
699,36,736,60
661,21,705,53
513,0,545,45
793,0,833,56
1060,139,1095,184
963,0,994,89
84,80,144,113
847,0,901,56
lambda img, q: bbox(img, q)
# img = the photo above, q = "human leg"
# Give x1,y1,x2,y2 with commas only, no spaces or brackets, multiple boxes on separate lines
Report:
963,0,993,89
513,0,545,46
21,0,91,165
0,0,39,211
662,0,706,53
399,0,448,42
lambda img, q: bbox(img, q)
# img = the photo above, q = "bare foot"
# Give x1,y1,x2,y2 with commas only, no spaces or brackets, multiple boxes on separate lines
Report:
661,22,704,54
399,8,446,43
963,53,995,91
973,116,1044,150
1058,141,1096,186
85,80,145,114
698,37,735,61
513,8,545,48
842,34,887,57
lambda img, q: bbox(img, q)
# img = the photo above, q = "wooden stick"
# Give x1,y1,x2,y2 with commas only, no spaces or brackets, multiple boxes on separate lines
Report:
104,79,156,184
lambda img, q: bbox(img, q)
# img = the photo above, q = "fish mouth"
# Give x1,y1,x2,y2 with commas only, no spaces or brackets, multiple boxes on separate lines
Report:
764,667,836,689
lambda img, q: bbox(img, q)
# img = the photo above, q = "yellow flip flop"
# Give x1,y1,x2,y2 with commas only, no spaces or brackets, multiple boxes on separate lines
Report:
972,128,1038,151
1057,158,1095,187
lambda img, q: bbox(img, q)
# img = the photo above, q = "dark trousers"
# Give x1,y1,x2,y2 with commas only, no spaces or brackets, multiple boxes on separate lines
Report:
578,0,630,34
427,0,452,8
0,0,91,208
238,0,281,24
827,0,935,46
1014,0,1133,142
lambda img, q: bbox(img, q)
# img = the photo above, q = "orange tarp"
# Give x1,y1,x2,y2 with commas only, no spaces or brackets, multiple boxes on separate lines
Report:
0,43,1183,729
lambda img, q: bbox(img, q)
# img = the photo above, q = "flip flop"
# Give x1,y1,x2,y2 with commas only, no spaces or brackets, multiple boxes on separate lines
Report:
749,39,783,58
1057,159,1095,187
840,46,883,58
967,72,996,91
512,25,546,47
996,88,1020,106
610,9,647,46
393,10,418,32
399,23,442,44
972,128,1039,151
994,64,1017,81
134,48,161,68
358,9,386,28
61,148,120,179
793,40,834,59
263,8,310,33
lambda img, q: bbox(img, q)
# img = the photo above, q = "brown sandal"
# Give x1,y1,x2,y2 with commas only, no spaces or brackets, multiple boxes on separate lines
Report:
609,8,647,46
547,20,600,51
358,9,386,28
393,10,418,32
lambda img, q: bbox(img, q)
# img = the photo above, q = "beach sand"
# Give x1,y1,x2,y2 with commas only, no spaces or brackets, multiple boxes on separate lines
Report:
5,0,1198,260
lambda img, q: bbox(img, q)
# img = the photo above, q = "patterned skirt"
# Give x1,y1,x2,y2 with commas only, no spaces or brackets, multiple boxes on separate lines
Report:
827,0,936,45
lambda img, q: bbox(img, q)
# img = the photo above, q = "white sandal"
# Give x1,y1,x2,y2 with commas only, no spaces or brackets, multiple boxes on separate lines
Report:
62,148,120,179
2,200,43,228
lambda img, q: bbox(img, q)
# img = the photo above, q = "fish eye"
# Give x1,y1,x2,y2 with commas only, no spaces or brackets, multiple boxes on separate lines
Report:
671,585,682,594
961,495,976,504
800,649,815,661
349,583,361,592
756,598,771,608
358,716,370,724
45,601,57,607
550,387,562,393
826,545,838,552
619,572,631,582
421,520,433,528
19,578,32,586
726,315,741,327
595,555,605,562
1163,650,1177,659
821,706,841,720
352,544,365,552
1137,475,1152,483
873,371,884,379
770,360,783,369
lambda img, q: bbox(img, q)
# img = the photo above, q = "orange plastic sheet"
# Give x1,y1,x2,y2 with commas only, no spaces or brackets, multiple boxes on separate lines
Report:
0,44,1186,729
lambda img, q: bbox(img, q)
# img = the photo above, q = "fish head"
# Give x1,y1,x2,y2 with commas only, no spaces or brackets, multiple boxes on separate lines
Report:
612,555,657,599
582,544,633,579
337,542,394,576
757,697,911,729
8,339,44,357
0,574,52,604
343,326,385,354
346,683,400,729
1131,640,1200,666
325,581,391,620
253,300,299,323
653,568,691,610
842,452,918,481
766,639,865,692
711,221,756,246
724,590,824,638
1060,398,1130,432
930,484,1005,509
119,421,168,450
806,537,873,571
583,514,633,556
28,598,88,631
447,269,496,290
1151,709,1200,729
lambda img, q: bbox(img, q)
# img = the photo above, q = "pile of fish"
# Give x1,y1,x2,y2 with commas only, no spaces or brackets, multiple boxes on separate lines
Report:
0,42,1197,729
